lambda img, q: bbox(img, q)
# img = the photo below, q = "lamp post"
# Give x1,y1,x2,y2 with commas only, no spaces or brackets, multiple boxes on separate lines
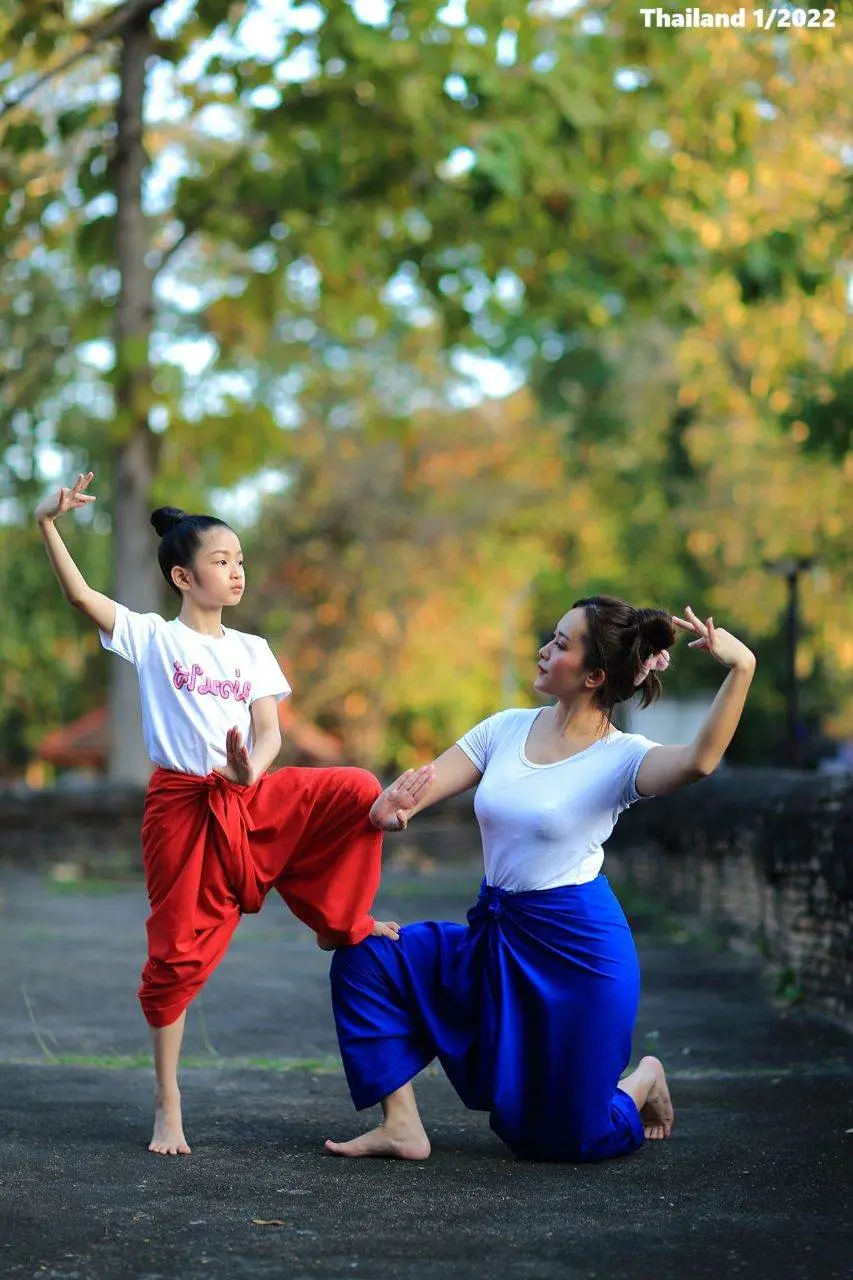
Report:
764,557,816,769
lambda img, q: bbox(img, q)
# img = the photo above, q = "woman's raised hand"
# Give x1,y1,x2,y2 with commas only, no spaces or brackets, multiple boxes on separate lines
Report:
369,765,436,831
35,472,96,524
673,606,756,672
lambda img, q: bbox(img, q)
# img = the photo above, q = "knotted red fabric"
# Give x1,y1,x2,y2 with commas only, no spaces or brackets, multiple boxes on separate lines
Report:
139,765,383,1027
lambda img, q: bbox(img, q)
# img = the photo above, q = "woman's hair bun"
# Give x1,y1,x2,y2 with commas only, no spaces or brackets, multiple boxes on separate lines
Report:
150,506,188,538
635,607,677,654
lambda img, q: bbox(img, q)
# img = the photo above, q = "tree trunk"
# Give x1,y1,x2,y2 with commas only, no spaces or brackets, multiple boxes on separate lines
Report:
109,8,159,785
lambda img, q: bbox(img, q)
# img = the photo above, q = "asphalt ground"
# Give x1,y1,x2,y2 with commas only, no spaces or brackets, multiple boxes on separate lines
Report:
1,861,851,1280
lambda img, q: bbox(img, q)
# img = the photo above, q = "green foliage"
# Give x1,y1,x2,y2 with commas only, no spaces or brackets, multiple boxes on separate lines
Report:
0,516,110,772
0,0,851,773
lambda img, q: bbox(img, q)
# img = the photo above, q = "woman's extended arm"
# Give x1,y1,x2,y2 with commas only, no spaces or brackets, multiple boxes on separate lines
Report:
36,473,117,636
636,607,756,798
369,745,481,831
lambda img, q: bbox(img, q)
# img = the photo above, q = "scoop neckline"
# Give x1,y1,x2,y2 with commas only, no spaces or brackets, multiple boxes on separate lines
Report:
520,708,618,769
171,616,229,643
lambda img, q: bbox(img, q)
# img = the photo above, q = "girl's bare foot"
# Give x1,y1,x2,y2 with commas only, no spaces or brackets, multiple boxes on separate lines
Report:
325,1118,430,1160
316,919,401,951
371,919,401,941
149,1090,191,1155
618,1055,674,1140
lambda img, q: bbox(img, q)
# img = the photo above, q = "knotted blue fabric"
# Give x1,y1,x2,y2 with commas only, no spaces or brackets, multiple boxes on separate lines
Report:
330,875,645,1162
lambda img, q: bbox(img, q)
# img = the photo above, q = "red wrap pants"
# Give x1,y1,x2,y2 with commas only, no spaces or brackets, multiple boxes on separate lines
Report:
139,766,383,1028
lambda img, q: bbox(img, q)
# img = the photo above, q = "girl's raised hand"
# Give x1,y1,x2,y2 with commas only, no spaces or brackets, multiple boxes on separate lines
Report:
672,606,756,672
369,765,435,831
35,472,96,524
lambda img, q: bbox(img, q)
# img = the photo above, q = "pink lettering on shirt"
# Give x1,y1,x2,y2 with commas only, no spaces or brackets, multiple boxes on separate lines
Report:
172,660,252,702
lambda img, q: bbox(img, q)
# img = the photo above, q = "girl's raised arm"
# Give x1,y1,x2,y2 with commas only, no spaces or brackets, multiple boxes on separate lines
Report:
36,472,117,637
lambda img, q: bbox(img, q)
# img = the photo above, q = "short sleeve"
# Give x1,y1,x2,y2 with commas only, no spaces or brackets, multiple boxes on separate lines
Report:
249,639,291,705
456,711,514,773
99,603,159,667
616,733,660,811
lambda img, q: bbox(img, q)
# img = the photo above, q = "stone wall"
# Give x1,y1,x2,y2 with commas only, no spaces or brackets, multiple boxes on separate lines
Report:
606,769,853,1026
0,784,147,869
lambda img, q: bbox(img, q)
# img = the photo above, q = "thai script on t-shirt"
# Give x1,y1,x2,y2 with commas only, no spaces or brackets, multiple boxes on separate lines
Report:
172,661,252,702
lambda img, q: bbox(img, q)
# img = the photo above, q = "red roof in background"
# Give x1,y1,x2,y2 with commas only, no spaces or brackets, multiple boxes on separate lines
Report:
38,707,107,770
37,704,344,769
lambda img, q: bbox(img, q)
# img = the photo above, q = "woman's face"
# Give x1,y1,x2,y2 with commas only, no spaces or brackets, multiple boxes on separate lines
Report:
534,607,599,700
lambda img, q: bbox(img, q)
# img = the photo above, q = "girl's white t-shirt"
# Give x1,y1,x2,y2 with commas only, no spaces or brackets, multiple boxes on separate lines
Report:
456,708,658,892
100,603,291,777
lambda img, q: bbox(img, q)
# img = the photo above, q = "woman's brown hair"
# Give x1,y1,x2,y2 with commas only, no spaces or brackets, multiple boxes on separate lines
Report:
572,595,677,716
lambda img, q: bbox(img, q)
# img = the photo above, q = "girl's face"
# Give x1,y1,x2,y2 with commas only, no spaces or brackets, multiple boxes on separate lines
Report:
174,528,245,607
534,607,602,700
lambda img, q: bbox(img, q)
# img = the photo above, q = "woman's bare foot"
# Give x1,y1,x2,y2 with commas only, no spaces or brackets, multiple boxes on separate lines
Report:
325,1119,430,1160
316,919,401,951
618,1055,674,1140
149,1090,191,1155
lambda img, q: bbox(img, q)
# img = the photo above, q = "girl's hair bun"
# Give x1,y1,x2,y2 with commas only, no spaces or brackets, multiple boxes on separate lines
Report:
150,506,188,538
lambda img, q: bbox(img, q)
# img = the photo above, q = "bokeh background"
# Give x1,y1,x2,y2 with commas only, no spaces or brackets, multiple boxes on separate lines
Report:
2,0,851,787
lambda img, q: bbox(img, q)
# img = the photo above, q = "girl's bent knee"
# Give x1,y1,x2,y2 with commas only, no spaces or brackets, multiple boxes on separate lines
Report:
343,767,383,804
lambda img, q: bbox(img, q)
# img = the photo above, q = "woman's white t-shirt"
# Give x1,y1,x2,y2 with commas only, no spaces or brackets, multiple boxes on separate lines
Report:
456,708,658,892
100,603,291,777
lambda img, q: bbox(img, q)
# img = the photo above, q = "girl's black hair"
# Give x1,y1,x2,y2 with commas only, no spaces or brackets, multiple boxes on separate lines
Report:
150,507,233,595
571,595,678,716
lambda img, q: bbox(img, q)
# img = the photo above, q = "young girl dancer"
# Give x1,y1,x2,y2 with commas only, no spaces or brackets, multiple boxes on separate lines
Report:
36,472,418,1157
325,596,756,1163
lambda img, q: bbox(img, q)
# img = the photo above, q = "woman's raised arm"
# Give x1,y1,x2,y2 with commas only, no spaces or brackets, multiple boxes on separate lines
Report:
636,607,756,798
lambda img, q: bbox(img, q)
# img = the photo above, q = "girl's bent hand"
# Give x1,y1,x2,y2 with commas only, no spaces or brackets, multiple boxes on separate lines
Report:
369,766,435,831
214,726,255,786
673,606,756,672
35,472,96,524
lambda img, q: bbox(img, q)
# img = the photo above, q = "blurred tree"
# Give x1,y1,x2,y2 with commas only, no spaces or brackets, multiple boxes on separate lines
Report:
1,0,850,773
237,360,566,765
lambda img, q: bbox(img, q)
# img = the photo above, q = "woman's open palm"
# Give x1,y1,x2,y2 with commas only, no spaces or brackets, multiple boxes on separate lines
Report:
369,766,435,831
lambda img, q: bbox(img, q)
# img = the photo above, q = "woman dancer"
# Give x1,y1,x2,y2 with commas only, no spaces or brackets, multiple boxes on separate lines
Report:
36,473,419,1157
325,596,755,1162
